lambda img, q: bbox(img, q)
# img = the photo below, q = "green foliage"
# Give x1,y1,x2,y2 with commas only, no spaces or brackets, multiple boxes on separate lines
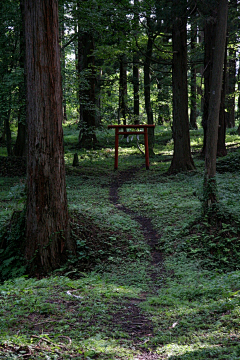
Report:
177,214,240,272
1,120,240,358
61,210,149,278
142,257,240,359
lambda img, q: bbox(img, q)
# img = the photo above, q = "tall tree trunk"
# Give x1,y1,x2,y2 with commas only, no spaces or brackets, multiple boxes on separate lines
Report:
204,0,228,211
197,29,204,114
14,0,26,157
77,21,84,125
95,67,102,127
5,106,13,157
225,46,236,128
217,42,227,157
24,0,76,274
226,0,237,128
133,0,139,125
78,32,97,148
14,119,26,156
144,22,154,156
190,23,197,130
168,14,195,173
119,54,128,126
202,12,217,156
238,67,240,130
133,53,139,124
59,0,67,123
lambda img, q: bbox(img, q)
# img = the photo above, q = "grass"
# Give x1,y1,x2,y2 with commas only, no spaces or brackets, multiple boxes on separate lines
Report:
0,123,240,358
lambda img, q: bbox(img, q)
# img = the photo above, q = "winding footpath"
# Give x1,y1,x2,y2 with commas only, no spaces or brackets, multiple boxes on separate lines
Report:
109,167,165,360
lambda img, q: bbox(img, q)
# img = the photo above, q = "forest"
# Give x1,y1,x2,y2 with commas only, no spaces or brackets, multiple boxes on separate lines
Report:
1,0,240,359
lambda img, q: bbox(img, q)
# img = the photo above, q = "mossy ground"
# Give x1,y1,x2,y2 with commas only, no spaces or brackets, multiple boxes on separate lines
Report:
0,124,240,359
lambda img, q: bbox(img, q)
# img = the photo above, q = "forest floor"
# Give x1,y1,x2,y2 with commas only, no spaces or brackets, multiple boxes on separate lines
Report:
1,125,240,359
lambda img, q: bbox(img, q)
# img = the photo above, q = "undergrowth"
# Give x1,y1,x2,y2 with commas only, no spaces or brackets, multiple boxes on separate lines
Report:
217,149,240,173
176,209,240,272
0,210,26,282
58,210,149,278
1,125,240,359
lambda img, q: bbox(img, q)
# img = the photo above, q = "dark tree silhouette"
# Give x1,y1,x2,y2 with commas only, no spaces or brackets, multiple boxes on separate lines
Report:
24,0,76,274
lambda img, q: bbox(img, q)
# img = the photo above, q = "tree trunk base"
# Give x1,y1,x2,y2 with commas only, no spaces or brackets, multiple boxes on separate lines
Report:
168,157,195,174
202,175,218,218
217,148,227,157
78,132,98,149
149,149,155,158
189,123,198,130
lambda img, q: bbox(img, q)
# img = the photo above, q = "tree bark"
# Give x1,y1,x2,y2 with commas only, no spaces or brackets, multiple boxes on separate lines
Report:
238,67,240,130
24,0,76,274
95,67,102,127
144,21,154,156
14,121,26,157
226,0,237,128
202,12,217,156
197,29,204,115
59,0,67,123
77,18,84,124
119,54,128,126
78,31,97,148
204,0,228,210
225,46,236,128
14,0,26,157
217,42,227,157
5,106,13,157
133,53,139,124
190,24,197,130
168,15,195,173
133,0,139,124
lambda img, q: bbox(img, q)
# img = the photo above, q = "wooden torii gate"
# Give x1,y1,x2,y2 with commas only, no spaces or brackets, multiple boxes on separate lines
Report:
108,124,155,170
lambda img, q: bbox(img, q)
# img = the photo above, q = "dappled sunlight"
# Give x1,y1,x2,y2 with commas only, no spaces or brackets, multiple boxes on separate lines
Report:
81,335,137,359
157,342,240,359
1,125,240,358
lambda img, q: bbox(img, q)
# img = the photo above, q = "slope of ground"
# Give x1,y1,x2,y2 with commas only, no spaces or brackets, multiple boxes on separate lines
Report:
1,127,240,359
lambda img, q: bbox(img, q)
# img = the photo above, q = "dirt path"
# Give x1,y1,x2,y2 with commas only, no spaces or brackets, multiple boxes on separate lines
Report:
109,167,164,284
109,167,165,359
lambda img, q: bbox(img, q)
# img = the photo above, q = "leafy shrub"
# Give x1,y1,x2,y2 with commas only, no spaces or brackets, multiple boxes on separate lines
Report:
177,212,240,272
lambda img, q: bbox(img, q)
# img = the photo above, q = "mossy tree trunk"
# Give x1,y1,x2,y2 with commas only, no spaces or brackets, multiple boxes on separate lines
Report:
204,0,228,212
24,0,76,274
